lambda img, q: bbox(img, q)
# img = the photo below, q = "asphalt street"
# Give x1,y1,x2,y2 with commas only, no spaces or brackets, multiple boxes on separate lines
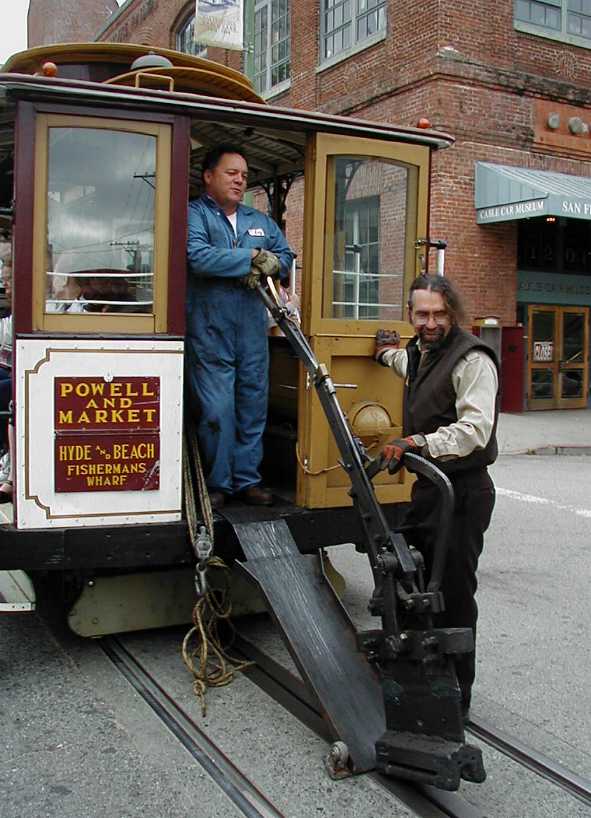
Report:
1,447,590,817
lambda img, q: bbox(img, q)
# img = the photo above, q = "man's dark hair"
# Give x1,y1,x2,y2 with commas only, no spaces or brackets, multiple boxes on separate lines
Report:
408,275,466,324
202,144,248,175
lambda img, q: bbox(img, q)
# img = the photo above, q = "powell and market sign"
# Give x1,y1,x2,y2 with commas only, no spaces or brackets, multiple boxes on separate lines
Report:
477,196,591,224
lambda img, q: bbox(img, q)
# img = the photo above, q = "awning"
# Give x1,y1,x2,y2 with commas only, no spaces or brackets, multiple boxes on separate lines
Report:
475,162,591,224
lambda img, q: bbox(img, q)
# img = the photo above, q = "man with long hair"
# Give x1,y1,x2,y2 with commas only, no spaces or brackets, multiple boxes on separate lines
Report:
375,274,499,719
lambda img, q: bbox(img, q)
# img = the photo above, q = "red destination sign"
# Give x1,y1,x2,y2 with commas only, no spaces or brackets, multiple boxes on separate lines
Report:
54,376,161,493
55,433,160,492
55,377,159,430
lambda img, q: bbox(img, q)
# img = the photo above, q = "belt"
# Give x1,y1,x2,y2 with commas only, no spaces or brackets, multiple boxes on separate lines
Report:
193,276,245,289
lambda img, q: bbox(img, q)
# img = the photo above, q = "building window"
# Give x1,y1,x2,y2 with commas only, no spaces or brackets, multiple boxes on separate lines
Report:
514,0,591,46
321,0,386,63
176,14,208,57
518,217,591,274
338,196,380,318
254,0,290,94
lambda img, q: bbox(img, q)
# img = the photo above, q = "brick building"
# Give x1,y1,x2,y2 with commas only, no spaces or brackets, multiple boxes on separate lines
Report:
27,0,119,48
91,0,591,410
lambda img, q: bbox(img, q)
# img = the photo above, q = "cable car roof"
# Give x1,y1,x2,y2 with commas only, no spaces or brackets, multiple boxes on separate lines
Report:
0,43,454,188
3,42,261,100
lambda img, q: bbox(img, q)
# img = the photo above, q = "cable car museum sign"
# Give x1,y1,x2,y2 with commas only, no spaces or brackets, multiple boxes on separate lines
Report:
54,377,161,492
15,340,183,529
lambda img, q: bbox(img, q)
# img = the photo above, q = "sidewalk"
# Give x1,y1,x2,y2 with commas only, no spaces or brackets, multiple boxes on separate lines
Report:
497,408,591,455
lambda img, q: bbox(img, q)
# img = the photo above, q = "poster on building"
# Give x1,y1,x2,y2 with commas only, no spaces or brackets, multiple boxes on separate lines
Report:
195,0,243,50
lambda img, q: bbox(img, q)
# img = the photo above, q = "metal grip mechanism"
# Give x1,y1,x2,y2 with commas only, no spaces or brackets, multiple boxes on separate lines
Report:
256,278,485,790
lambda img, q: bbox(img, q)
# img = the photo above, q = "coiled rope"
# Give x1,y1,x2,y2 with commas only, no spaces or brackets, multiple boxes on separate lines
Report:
181,420,252,716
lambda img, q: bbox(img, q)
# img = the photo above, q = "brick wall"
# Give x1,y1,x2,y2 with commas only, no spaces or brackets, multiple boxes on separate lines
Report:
28,0,118,47
95,0,591,326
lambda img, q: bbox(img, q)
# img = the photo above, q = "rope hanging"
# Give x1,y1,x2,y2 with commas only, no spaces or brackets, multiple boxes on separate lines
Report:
181,419,252,716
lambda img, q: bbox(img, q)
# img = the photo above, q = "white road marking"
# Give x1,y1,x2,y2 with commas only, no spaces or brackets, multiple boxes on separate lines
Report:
497,487,591,519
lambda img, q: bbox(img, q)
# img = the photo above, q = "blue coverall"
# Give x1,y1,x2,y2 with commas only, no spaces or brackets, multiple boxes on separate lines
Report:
186,194,295,495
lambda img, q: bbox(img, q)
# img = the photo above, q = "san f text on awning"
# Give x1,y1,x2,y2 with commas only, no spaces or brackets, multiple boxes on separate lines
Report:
475,162,591,224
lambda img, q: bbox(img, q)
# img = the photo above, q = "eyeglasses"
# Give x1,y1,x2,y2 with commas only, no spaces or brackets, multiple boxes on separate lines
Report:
412,310,450,326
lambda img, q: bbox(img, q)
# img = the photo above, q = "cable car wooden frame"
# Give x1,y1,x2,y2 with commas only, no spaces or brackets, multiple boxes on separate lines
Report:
0,42,453,571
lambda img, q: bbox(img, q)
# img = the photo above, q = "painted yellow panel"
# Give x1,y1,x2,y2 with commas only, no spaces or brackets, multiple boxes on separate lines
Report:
296,133,429,509
296,335,414,509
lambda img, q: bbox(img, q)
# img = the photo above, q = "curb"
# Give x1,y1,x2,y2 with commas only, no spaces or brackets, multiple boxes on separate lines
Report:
499,445,591,456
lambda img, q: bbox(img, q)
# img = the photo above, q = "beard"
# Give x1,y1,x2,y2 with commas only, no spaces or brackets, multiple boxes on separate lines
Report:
417,325,447,350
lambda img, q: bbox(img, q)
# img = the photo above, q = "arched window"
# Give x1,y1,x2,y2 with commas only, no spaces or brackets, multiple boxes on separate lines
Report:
176,13,208,57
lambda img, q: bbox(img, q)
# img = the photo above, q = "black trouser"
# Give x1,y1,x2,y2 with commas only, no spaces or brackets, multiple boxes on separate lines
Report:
404,467,496,708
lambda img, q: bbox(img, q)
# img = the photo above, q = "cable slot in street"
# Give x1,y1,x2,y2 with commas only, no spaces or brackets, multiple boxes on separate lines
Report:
101,636,285,818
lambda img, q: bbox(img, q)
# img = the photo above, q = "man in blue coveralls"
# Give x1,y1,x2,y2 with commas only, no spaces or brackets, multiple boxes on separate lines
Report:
187,145,295,509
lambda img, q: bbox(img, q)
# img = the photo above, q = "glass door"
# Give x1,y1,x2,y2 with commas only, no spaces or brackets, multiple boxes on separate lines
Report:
528,306,557,410
558,308,588,409
527,305,589,409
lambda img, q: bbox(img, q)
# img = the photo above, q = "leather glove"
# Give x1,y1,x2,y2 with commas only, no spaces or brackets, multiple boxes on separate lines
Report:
252,249,281,278
380,435,424,474
375,328,400,362
242,266,263,290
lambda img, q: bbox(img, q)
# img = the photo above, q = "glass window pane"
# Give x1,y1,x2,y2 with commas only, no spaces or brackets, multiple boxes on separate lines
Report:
561,370,583,398
358,14,368,38
254,6,268,92
562,312,585,362
46,128,156,315
532,311,555,344
531,368,554,399
515,0,530,21
176,14,207,57
568,12,582,32
269,0,290,89
327,157,411,321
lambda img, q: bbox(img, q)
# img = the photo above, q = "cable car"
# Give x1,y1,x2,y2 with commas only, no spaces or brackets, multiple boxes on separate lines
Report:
0,43,491,792
0,42,452,631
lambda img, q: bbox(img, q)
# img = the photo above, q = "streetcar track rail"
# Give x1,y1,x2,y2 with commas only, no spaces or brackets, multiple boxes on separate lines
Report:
101,636,285,818
466,715,591,808
234,633,591,815
233,634,487,818
103,631,591,818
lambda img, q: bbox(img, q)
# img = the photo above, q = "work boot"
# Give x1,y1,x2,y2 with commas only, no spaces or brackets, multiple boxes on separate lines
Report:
237,485,273,506
208,491,226,510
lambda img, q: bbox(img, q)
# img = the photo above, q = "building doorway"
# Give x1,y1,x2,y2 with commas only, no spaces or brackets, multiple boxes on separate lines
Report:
527,305,589,409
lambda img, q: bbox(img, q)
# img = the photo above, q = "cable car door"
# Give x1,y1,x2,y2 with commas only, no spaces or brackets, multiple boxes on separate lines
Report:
297,134,430,508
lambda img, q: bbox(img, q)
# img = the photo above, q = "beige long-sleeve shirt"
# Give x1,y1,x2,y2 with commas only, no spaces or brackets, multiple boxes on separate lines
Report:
380,345,498,461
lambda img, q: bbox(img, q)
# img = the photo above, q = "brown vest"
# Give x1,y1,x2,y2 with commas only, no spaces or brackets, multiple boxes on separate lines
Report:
403,325,499,475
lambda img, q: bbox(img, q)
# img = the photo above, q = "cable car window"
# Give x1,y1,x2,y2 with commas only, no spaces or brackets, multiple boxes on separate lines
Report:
33,114,171,333
327,156,409,320
45,127,156,316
